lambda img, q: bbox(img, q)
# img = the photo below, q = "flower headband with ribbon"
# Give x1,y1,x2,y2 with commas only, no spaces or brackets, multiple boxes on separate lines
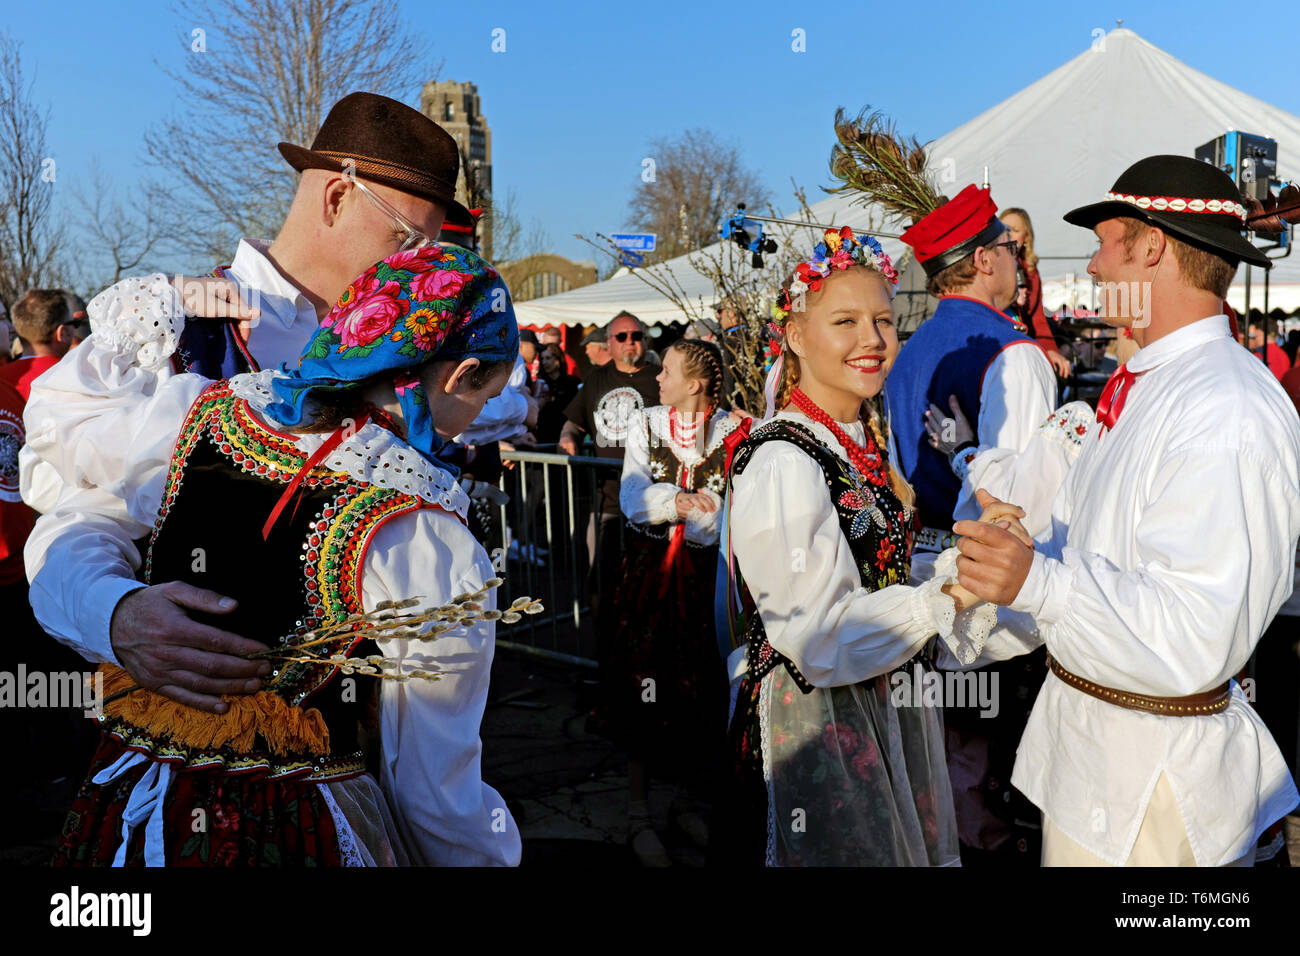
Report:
763,227,899,417
265,242,519,476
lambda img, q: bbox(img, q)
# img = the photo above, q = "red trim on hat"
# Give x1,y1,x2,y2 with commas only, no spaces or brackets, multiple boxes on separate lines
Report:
900,185,1000,263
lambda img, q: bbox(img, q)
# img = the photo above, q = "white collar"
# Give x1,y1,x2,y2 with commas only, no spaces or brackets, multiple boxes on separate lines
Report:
1128,314,1230,374
226,239,317,332
227,369,469,519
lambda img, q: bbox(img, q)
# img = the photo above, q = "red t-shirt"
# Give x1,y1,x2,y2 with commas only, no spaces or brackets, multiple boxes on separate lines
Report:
0,378,36,586
1255,342,1290,380
0,354,58,402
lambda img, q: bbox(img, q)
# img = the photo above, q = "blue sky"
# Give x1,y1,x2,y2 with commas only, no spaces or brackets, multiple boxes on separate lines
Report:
5,0,1297,277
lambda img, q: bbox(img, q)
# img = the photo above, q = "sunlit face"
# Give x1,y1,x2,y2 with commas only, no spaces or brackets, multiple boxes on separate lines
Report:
1000,212,1028,247
606,315,646,370
422,361,513,439
655,346,702,408
520,341,537,365
785,267,898,407
1087,218,1145,328
541,328,562,345
985,237,1020,310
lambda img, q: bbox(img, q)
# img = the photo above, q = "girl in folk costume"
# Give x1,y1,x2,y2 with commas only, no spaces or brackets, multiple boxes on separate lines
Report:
590,338,737,865
51,245,523,866
717,228,1001,866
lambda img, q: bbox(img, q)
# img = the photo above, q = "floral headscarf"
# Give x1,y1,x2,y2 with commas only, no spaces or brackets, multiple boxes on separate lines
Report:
266,243,519,474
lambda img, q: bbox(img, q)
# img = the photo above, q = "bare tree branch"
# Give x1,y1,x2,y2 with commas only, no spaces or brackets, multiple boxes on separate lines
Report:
0,31,65,305
71,162,181,288
628,128,772,264
142,0,440,262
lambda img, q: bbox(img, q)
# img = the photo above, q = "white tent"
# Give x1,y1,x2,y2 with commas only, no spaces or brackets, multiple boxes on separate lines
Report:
515,27,1300,329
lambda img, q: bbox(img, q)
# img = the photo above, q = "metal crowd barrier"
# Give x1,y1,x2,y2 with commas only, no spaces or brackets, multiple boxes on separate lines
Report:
491,447,622,668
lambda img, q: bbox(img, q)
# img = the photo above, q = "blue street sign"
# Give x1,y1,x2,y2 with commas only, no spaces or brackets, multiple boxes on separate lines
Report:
620,249,645,267
610,233,657,252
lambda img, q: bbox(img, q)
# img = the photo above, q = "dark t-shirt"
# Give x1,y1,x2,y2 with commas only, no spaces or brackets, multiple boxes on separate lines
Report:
563,362,661,514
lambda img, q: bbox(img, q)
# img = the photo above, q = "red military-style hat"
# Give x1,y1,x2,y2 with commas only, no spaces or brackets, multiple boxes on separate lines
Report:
899,184,1007,277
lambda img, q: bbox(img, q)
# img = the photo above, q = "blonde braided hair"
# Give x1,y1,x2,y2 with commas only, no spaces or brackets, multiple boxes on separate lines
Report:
668,337,724,413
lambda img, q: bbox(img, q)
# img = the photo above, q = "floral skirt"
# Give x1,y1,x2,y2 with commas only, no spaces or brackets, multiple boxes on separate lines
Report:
588,529,728,778
53,733,343,867
722,659,961,867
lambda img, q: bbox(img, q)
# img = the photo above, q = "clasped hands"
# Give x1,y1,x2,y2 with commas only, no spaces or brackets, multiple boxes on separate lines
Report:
944,489,1036,611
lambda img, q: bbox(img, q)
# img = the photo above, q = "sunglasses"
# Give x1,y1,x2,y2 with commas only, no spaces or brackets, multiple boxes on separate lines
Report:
612,331,644,343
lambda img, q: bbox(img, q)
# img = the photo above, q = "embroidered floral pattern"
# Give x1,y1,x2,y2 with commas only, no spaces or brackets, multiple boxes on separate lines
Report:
1041,400,1095,448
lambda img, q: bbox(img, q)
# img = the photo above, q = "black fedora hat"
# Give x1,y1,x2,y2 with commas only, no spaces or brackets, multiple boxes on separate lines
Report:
1064,155,1270,268
278,92,471,225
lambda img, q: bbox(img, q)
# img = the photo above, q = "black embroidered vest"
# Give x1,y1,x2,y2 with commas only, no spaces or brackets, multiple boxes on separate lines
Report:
727,419,917,693
101,381,427,781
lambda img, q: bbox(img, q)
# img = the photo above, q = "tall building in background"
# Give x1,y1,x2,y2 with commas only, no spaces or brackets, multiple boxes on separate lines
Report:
421,80,493,258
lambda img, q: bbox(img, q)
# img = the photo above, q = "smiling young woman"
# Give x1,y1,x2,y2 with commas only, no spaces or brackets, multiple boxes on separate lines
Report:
714,228,990,867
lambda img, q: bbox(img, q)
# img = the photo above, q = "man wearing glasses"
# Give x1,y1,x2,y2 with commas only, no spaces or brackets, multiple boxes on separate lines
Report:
22,93,475,715
884,183,1057,867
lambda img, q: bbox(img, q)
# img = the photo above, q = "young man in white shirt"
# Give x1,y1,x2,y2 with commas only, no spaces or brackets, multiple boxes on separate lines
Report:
955,154,1300,866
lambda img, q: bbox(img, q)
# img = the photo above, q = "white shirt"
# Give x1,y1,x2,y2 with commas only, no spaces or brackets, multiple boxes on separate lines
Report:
953,340,1057,523
25,279,519,865
1007,315,1300,866
23,243,319,664
728,410,966,687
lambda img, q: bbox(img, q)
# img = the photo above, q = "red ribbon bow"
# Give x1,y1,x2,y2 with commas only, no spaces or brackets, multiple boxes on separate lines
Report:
1095,365,1136,434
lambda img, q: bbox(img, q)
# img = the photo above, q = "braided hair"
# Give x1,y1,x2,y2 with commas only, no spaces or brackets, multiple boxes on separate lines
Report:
668,337,724,414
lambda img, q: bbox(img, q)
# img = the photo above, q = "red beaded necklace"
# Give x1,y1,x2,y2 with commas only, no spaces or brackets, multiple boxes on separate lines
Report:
789,387,887,487
668,405,713,451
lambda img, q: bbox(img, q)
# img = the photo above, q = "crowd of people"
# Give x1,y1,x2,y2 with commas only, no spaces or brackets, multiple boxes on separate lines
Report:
1,91,1298,869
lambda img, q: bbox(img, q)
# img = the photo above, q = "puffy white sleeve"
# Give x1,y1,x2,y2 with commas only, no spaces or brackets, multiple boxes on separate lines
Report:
24,273,186,492
17,446,61,515
22,274,206,664
730,440,955,687
1010,443,1297,696
363,509,521,866
619,411,680,525
953,401,1093,539
955,342,1056,522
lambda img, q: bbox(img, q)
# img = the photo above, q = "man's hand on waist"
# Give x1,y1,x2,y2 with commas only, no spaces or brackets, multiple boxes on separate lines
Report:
110,582,271,714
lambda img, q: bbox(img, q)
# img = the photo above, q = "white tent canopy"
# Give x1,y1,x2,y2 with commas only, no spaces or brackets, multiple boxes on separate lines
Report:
515,28,1300,328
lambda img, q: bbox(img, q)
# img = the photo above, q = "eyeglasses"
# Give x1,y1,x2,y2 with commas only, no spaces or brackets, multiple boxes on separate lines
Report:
612,331,644,343
990,238,1022,258
347,175,432,252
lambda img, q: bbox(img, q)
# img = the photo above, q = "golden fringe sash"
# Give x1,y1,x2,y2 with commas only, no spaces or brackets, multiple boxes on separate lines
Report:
99,664,331,756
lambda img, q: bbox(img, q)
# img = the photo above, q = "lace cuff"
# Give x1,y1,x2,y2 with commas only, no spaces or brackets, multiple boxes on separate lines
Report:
87,273,184,371
935,547,997,665
911,574,956,641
